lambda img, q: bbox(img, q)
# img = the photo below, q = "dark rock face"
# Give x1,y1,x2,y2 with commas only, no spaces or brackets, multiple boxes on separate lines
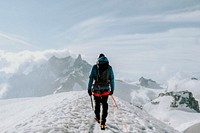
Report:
161,91,200,112
139,77,163,89
191,77,198,80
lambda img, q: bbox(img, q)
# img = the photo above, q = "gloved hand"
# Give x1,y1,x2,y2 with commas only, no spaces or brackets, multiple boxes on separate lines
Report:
88,90,92,96
109,90,113,95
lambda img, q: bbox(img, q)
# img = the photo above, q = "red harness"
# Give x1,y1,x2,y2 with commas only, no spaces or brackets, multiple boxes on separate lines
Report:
92,90,110,97
92,84,110,97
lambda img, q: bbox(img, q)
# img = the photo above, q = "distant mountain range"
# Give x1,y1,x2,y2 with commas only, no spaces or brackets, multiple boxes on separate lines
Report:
3,55,91,98
2,55,165,106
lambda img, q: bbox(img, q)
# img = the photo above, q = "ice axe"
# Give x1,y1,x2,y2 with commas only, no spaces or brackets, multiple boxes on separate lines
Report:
90,95,94,110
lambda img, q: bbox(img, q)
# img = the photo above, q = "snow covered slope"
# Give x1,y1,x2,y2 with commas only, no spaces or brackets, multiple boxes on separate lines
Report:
0,91,179,133
144,91,200,132
115,79,165,107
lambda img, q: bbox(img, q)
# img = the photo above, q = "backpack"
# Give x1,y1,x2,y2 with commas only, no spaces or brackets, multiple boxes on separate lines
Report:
95,61,110,86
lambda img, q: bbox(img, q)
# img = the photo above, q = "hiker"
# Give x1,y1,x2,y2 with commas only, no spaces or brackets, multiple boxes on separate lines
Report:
88,53,114,130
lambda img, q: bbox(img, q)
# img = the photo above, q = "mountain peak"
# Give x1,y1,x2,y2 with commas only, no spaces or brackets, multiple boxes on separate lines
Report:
49,55,58,61
139,77,163,89
78,54,81,58
76,54,82,61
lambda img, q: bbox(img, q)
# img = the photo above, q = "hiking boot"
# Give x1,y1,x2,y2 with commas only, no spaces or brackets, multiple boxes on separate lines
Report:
100,124,106,130
100,120,106,130
94,117,101,124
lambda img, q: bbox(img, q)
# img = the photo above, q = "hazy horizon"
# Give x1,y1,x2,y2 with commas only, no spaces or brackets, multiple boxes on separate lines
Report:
0,0,200,82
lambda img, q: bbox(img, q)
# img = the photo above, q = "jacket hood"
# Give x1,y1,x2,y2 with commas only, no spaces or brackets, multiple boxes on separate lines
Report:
98,56,109,63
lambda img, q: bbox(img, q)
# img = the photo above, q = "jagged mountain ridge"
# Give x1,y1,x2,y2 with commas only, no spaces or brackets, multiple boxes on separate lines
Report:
139,76,163,89
4,55,91,98
2,54,165,107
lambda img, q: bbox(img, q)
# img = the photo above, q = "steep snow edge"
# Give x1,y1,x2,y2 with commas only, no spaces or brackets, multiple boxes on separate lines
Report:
144,96,200,132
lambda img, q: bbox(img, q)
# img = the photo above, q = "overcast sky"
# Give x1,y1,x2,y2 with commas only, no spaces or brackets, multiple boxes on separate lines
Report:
0,0,200,82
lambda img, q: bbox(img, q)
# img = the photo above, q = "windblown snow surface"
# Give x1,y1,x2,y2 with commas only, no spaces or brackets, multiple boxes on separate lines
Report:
0,91,179,133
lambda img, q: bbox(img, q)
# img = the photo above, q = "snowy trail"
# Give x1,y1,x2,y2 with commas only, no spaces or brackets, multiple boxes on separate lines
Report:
0,91,179,133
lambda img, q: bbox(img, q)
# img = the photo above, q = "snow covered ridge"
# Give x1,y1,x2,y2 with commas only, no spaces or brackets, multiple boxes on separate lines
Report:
0,91,179,133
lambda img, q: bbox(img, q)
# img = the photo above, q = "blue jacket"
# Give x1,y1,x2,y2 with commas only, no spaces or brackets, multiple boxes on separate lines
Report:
88,56,114,92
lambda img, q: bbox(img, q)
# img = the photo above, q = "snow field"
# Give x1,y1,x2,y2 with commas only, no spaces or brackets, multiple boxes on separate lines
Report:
0,91,179,133
107,97,179,133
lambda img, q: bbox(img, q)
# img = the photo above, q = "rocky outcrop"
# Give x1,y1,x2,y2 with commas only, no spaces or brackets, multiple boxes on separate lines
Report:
191,77,198,80
160,91,200,112
139,77,163,89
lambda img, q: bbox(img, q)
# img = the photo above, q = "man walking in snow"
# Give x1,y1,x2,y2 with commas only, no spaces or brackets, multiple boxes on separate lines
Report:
88,53,114,130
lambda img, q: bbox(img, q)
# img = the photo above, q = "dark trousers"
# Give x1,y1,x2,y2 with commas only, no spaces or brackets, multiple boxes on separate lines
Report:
94,96,108,124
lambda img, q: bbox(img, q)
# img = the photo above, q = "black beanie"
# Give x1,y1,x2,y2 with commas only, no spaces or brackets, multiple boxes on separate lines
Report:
98,53,105,58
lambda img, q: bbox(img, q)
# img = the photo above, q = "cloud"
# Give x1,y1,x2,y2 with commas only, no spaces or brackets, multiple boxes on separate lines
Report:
0,83,9,98
0,49,75,74
0,32,40,51
57,8,200,48
167,75,200,99
65,27,200,82
118,9,200,23
72,28,200,52
58,15,115,44
159,10,200,22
